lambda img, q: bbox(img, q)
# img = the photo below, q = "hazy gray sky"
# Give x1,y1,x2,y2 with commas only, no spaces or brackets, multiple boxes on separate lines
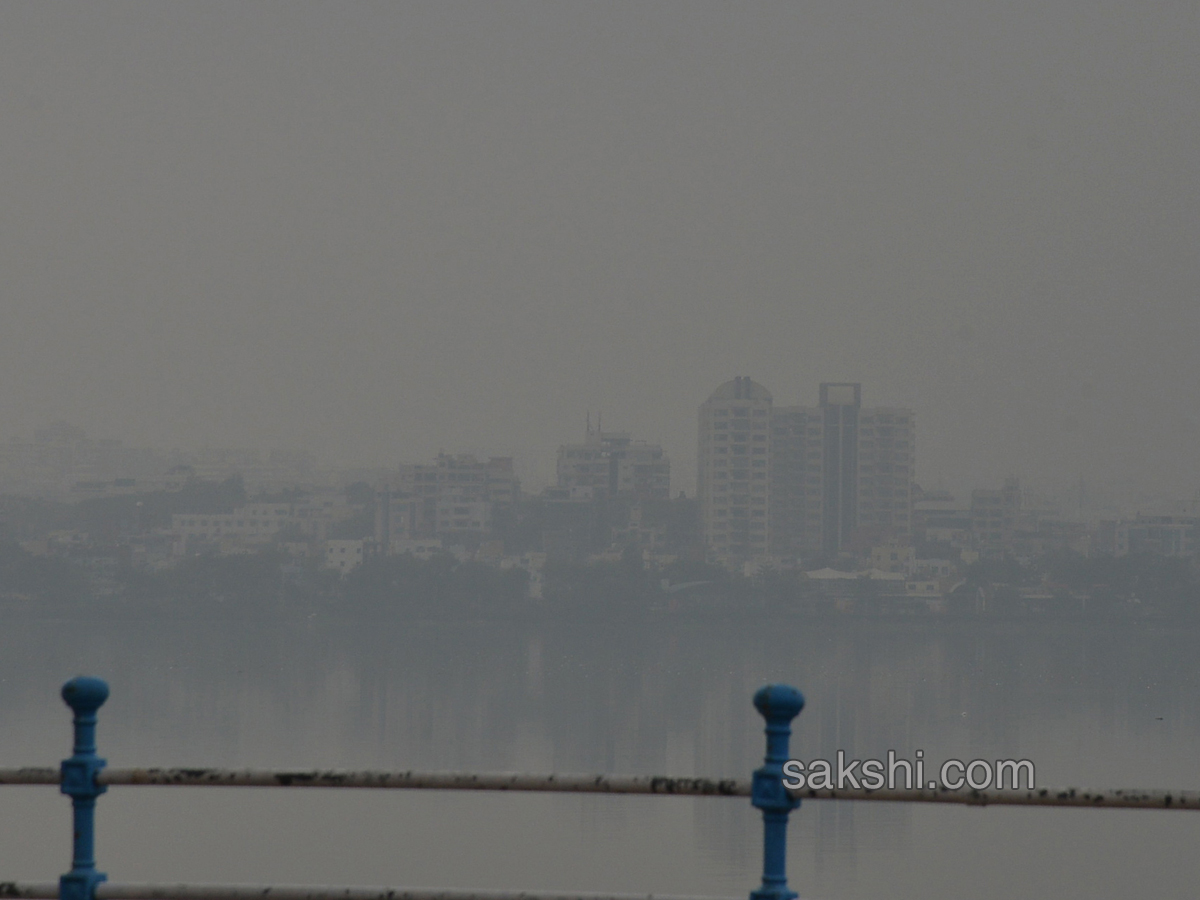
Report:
1,3,1197,497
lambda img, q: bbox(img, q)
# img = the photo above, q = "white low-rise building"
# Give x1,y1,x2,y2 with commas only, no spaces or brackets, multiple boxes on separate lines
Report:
1115,515,1197,557
324,539,367,574
558,426,670,500
434,496,491,533
172,492,357,554
391,538,444,560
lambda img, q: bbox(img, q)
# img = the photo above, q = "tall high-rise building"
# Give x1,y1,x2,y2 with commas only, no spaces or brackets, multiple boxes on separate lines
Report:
700,379,914,565
697,377,773,561
818,382,862,557
768,405,821,559
854,402,916,547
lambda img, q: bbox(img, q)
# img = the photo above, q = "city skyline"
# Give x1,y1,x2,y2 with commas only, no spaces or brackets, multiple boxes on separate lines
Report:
1,386,1194,521
0,8,1196,899
1,5,1197,506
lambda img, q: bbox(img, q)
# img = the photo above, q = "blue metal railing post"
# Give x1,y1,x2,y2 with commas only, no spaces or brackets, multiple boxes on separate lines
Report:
60,676,110,900
750,684,805,900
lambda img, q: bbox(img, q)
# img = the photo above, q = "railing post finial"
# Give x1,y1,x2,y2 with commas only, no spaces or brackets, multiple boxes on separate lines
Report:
750,684,805,900
60,676,110,900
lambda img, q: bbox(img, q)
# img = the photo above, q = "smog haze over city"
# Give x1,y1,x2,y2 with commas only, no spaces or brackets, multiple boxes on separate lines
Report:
1,2,1197,500
5,6,1200,900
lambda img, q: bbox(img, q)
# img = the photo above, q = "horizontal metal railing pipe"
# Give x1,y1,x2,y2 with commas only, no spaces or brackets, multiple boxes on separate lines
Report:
100,769,748,795
3,766,1199,810
0,884,739,900
0,768,58,785
791,784,1200,810
0,769,747,796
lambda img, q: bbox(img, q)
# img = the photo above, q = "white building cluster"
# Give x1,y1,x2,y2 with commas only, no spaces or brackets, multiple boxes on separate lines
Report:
698,378,915,568
556,424,670,501
171,493,357,556
0,422,341,500
374,453,521,549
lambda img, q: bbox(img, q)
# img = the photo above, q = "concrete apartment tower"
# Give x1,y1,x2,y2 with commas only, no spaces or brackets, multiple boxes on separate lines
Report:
701,378,915,567
818,382,863,557
557,422,670,500
697,377,773,564
851,395,915,551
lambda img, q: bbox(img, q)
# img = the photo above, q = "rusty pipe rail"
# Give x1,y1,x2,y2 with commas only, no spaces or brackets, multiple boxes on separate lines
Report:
3,766,1199,810
791,784,1200,810
0,884,737,900
0,768,745,796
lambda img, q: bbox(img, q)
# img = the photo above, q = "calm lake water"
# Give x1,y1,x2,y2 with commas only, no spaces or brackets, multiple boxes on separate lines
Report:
2,612,1198,899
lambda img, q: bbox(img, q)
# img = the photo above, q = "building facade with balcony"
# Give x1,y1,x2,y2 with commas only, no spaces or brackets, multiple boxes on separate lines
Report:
556,426,670,500
699,378,915,567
